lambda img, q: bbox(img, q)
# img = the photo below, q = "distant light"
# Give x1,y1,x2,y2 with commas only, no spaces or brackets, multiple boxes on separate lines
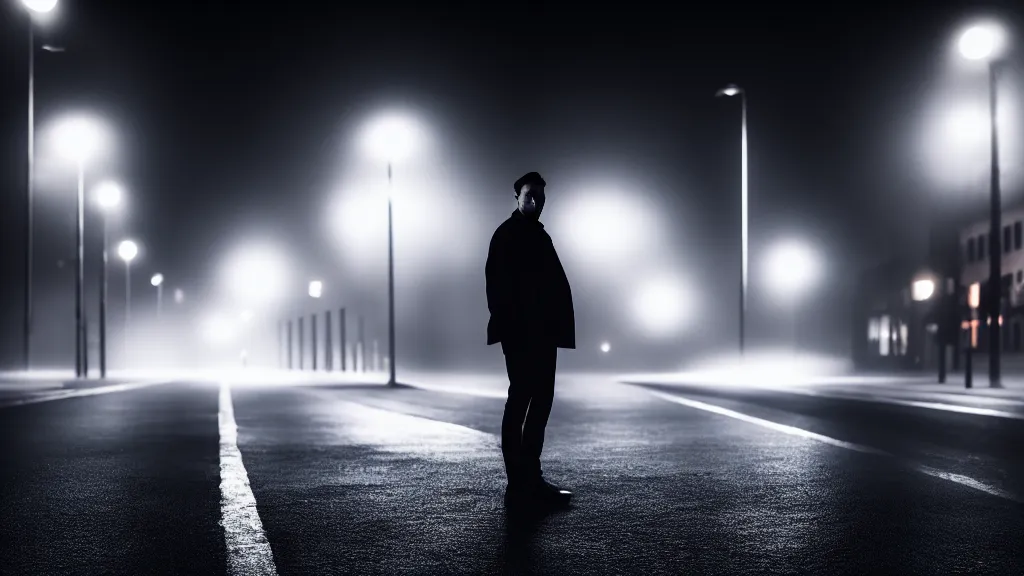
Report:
240,309,254,323
361,112,425,163
221,243,290,306
959,25,999,61
308,280,323,299
968,282,981,309
201,313,235,346
174,288,185,304
150,273,164,287
716,84,743,97
600,342,611,353
632,275,693,337
117,240,138,263
911,278,935,301
764,240,821,300
94,181,122,210
22,0,57,14
53,115,104,164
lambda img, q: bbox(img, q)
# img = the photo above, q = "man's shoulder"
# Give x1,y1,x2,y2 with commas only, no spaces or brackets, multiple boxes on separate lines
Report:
491,215,518,240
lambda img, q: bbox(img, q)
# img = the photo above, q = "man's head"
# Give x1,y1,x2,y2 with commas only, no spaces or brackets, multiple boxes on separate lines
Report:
514,171,546,219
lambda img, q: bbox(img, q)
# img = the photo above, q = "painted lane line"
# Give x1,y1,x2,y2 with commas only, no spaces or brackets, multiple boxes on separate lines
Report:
0,381,168,408
219,384,278,576
649,390,1023,504
779,388,1024,420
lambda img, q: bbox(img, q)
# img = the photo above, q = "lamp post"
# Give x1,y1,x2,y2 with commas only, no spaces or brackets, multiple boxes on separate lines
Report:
765,239,821,353
958,24,1007,387
20,0,58,371
95,181,122,378
151,273,164,320
309,280,322,370
716,84,748,356
118,240,138,365
55,116,103,377
362,113,423,386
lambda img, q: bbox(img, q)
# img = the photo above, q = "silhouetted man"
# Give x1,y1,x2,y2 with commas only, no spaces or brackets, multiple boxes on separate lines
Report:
485,171,575,508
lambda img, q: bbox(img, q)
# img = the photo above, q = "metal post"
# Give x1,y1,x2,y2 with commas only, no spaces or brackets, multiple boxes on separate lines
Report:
124,261,131,364
24,24,35,372
287,320,293,370
387,162,397,385
987,60,1003,388
358,314,365,373
99,212,108,378
739,93,748,357
325,310,333,371
75,161,86,377
965,344,973,389
311,313,318,371
298,316,305,370
339,308,347,372
156,284,163,320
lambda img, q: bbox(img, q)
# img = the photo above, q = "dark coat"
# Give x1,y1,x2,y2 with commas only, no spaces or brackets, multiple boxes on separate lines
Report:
485,210,576,349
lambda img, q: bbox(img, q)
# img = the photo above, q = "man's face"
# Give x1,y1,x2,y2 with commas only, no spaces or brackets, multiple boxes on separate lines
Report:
517,182,546,218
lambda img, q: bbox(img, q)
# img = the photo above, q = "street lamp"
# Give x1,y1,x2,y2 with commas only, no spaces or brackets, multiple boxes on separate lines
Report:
20,0,58,372
55,115,103,377
151,273,164,320
361,112,425,387
957,22,1008,388
94,180,122,378
764,239,821,351
118,239,138,364
308,280,323,299
716,83,749,357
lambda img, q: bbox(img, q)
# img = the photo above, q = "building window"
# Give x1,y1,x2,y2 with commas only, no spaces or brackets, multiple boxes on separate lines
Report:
1016,222,1023,250
1005,226,1012,254
968,237,977,262
979,234,986,260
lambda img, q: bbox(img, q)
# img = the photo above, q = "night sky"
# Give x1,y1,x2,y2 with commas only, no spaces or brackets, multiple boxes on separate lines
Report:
0,0,1021,371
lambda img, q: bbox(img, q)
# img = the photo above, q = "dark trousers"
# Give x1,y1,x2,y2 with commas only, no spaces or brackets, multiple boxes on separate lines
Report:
501,342,557,487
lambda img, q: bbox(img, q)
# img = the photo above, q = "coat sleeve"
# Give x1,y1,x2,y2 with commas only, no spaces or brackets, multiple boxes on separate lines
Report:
485,229,511,320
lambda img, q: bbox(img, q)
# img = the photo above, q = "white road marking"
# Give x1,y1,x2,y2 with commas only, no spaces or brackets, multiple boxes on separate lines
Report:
780,388,1024,420
0,381,168,408
650,390,1023,504
219,384,278,576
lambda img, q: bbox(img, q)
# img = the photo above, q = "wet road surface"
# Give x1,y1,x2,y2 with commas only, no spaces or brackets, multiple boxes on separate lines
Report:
1,375,1022,574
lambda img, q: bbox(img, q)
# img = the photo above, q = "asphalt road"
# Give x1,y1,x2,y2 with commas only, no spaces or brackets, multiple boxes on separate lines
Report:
1,375,1022,575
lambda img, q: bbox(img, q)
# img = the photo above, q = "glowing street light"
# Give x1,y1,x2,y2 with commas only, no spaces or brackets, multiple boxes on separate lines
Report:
94,180,123,379
716,83,749,356
151,273,164,320
632,275,694,338
221,243,290,307
361,112,426,386
118,240,138,363
600,341,611,353
20,0,60,372
764,239,821,351
911,278,936,302
308,280,323,299
956,21,1009,387
55,115,105,378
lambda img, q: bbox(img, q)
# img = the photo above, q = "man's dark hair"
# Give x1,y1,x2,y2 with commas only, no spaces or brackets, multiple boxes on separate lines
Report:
514,172,546,196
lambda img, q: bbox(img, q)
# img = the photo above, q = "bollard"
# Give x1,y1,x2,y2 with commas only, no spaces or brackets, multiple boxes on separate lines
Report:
298,317,305,370
339,308,347,372
965,346,973,389
311,313,318,371
325,310,333,371
287,320,294,370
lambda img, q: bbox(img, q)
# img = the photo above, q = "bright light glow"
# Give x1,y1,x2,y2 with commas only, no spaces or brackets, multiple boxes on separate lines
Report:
959,25,1000,61
559,190,662,270
220,243,290,306
600,342,611,353
22,0,57,13
361,112,425,163
117,240,138,263
174,289,185,304
201,314,236,346
911,278,935,301
717,84,742,97
764,240,821,301
240,309,254,323
53,115,104,164
94,181,122,210
308,280,323,299
151,273,164,287
632,275,693,337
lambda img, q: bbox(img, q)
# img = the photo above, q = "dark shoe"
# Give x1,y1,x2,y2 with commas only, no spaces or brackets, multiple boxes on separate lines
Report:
532,478,572,506
504,484,530,508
